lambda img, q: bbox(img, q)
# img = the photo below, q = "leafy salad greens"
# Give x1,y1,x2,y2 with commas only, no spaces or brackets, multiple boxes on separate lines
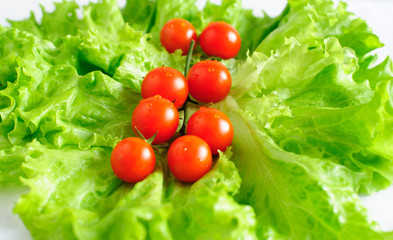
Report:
1,0,393,239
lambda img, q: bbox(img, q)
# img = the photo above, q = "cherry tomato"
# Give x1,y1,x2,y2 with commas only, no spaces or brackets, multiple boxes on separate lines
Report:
199,21,241,59
160,18,198,55
186,60,231,103
186,107,233,155
167,135,212,182
111,137,155,183
132,95,179,144
141,67,188,109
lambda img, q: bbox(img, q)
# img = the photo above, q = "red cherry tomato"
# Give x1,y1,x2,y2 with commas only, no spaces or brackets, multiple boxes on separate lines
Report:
186,107,233,155
199,21,241,59
160,18,198,55
186,60,232,103
111,137,156,183
141,67,188,109
132,96,179,144
167,135,212,182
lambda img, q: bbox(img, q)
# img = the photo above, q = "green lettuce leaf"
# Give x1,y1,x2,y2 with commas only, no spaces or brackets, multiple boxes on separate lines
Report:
0,27,141,184
122,0,157,33
167,150,257,239
227,36,393,194
236,0,392,194
9,1,84,45
265,79,393,193
256,0,382,57
0,146,26,185
14,141,256,239
81,0,124,37
217,97,384,239
79,24,185,91
0,28,54,89
0,68,139,185
14,141,171,240
354,55,393,88
8,0,123,44
2,66,139,150
279,39,391,193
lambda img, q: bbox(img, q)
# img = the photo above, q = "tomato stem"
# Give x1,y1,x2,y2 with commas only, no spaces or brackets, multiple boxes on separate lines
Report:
180,40,196,135
134,127,158,145
184,40,196,76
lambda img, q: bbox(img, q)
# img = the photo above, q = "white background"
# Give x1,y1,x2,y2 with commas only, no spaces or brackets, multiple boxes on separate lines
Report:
0,0,393,239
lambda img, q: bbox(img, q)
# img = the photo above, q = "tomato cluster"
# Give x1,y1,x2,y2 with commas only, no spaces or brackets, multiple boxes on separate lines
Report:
111,18,240,183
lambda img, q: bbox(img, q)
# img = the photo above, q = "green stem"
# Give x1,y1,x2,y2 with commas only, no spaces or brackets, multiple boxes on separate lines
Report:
180,40,196,135
184,40,196,76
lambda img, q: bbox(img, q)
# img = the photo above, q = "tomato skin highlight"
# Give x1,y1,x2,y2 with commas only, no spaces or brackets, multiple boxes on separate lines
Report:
187,60,232,103
167,135,212,182
132,96,179,144
199,21,241,59
141,67,189,109
111,137,156,183
160,18,198,55
186,107,233,155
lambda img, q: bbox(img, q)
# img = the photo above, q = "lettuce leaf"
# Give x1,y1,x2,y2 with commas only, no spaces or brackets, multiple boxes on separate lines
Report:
241,37,393,194
354,55,393,88
14,141,171,240
14,141,255,239
0,28,54,89
0,26,141,183
122,0,157,33
8,1,83,44
8,0,122,44
167,150,257,240
1,66,139,150
217,97,384,239
0,146,26,185
256,0,382,57
79,25,185,91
